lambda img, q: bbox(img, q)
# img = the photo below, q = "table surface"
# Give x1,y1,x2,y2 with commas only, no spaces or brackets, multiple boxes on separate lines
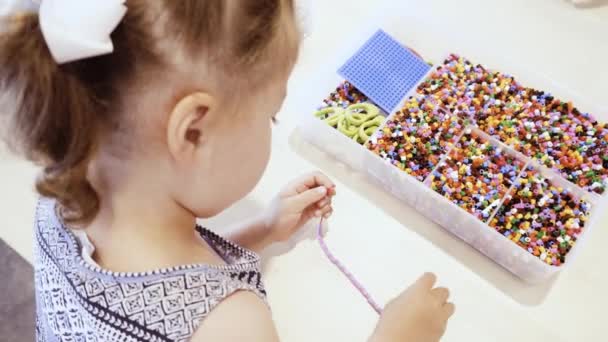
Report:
1,1,607,341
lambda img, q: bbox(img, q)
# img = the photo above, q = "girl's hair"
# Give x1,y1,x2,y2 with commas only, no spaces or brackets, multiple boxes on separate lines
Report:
0,0,294,225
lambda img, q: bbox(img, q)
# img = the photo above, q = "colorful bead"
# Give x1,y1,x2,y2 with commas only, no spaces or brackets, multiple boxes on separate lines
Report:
428,130,524,219
489,166,592,266
418,55,608,195
367,95,469,181
318,81,372,110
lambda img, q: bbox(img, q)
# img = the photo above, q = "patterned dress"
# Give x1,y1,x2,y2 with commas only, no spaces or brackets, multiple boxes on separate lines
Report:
34,198,267,341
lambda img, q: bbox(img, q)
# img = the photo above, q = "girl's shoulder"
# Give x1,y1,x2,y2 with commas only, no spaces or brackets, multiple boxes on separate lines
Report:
34,197,267,342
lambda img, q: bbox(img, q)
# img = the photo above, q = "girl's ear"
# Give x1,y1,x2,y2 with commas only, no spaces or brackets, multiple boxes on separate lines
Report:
166,92,215,162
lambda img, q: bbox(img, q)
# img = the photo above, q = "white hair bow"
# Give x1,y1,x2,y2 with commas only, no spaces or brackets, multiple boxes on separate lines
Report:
39,0,127,64
0,0,36,14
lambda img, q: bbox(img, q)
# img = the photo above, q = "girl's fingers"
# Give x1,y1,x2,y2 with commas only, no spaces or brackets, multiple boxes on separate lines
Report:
443,302,456,318
415,272,437,290
304,171,335,189
313,205,332,218
431,287,450,304
316,196,333,208
290,171,336,195
319,205,332,217
289,187,327,211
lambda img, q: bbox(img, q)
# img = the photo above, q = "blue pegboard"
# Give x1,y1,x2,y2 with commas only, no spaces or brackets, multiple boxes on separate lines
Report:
338,30,431,114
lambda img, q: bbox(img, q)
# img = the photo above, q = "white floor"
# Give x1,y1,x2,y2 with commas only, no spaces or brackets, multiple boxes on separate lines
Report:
2,1,608,341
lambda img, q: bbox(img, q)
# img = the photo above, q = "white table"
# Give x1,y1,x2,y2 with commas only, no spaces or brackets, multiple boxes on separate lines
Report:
2,1,607,341
244,1,608,341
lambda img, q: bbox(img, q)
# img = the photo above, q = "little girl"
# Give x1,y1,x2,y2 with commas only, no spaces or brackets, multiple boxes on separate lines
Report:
0,1,454,341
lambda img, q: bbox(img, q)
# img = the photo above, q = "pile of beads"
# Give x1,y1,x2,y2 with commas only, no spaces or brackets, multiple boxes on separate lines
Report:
315,103,385,144
417,54,608,195
416,54,523,120
318,81,371,109
477,96,608,194
428,130,525,219
489,166,592,266
367,95,469,181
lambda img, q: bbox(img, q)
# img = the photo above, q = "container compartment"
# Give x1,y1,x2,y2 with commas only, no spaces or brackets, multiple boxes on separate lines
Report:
416,54,524,120
489,165,593,267
366,94,470,182
413,174,555,283
426,129,526,221
477,95,608,195
313,81,387,145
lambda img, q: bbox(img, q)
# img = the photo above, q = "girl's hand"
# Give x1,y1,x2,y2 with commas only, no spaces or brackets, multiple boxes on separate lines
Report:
264,171,336,243
370,273,455,342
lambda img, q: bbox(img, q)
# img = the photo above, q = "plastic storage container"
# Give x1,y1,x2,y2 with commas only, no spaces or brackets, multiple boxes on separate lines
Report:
297,25,606,283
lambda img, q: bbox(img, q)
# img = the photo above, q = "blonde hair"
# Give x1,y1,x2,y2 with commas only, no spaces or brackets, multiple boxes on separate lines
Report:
0,0,294,224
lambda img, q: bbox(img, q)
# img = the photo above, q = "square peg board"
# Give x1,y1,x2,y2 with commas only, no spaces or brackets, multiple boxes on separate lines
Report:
338,29,431,114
